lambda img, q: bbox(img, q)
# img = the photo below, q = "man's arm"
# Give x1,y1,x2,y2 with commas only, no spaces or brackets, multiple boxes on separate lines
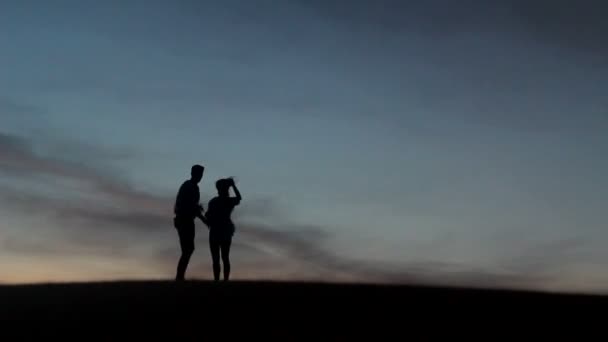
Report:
197,212,209,226
187,184,207,225
196,204,208,226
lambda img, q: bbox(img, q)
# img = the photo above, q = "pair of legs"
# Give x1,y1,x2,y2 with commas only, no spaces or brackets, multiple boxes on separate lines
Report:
175,217,195,281
209,233,232,282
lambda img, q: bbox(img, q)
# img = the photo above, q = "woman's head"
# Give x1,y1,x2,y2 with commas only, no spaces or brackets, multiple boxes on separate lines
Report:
216,178,232,197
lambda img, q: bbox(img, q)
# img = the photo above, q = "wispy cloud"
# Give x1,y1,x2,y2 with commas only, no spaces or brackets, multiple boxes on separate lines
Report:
0,130,593,291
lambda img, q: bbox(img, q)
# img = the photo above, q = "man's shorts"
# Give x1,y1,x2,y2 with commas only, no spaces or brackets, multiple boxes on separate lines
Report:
174,216,195,252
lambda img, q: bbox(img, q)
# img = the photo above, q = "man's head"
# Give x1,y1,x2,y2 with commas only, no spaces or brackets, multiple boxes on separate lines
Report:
191,164,205,183
216,178,232,197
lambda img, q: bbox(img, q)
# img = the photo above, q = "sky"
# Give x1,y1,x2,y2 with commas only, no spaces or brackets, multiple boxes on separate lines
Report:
0,0,607,293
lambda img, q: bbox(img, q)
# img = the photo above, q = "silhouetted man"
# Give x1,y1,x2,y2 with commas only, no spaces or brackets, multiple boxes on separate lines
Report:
173,164,208,281
205,178,242,282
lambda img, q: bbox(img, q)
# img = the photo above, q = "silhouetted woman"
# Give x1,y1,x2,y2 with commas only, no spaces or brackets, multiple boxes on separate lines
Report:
205,178,242,281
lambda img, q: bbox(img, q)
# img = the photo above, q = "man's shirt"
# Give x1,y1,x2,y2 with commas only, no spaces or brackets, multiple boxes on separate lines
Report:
174,179,201,219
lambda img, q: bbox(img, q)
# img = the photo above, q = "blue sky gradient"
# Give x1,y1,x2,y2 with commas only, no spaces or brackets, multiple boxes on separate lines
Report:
1,0,607,292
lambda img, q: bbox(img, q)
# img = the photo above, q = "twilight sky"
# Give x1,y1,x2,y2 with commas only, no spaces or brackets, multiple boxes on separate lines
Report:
1,0,607,293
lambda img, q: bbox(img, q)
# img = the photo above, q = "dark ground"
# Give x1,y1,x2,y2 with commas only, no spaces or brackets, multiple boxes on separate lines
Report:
0,281,606,340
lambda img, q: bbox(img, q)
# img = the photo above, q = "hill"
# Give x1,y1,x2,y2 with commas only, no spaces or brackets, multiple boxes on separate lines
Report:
1,281,605,340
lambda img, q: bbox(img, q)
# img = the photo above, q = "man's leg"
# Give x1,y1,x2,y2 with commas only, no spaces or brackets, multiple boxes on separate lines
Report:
209,234,221,282
221,237,232,281
176,220,195,281
176,248,193,281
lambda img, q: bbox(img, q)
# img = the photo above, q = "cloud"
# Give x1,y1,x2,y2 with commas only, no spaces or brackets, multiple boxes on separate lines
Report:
0,132,29,156
0,131,579,290
0,97,44,116
0,131,160,204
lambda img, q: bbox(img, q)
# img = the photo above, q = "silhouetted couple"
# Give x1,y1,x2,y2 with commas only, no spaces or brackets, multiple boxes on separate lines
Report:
173,165,242,282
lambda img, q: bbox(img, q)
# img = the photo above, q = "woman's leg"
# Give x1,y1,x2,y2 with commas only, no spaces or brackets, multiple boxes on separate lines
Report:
220,237,232,281
209,234,221,281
